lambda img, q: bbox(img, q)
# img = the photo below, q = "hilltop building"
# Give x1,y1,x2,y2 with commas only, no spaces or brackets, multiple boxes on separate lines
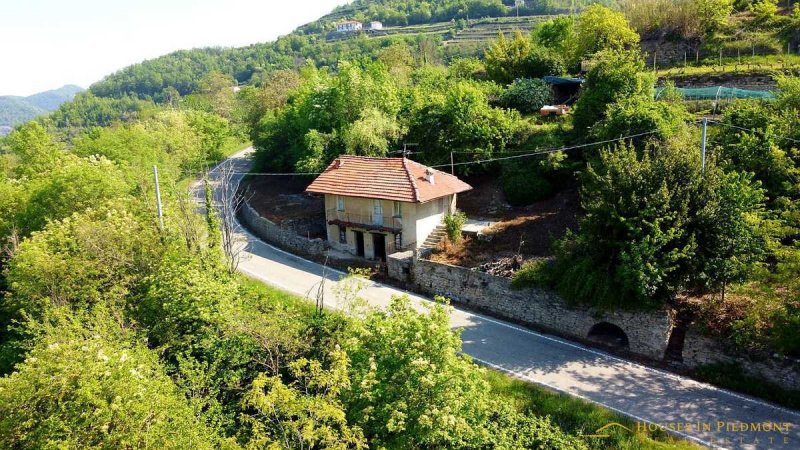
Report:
335,20,363,33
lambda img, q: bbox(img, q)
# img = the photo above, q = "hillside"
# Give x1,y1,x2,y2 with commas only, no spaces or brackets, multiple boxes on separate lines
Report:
0,84,83,134
88,0,799,103
89,0,606,100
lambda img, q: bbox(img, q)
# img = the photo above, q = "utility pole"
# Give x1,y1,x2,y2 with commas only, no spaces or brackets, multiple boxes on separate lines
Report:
450,151,455,175
153,165,165,231
700,118,708,174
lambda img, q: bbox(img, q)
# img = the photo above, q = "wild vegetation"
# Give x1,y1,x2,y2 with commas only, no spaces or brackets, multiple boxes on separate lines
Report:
1,0,799,447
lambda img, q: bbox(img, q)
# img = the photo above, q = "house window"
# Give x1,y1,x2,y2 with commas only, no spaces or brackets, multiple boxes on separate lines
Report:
339,226,347,244
373,199,384,225
394,233,402,249
393,201,402,218
336,195,345,212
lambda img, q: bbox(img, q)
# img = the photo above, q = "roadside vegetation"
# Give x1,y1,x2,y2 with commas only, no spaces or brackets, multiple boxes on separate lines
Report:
1,0,799,447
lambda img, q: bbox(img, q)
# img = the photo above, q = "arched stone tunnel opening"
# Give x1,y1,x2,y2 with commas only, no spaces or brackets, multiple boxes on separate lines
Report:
587,322,630,350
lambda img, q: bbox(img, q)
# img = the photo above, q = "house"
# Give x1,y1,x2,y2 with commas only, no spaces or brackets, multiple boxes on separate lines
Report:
335,20,363,33
305,155,472,260
365,21,383,30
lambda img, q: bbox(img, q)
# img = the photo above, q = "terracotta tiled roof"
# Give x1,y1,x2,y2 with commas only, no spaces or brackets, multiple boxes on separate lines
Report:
305,155,472,203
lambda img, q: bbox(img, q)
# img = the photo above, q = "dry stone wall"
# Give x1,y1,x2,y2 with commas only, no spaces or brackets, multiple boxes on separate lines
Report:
240,202,329,259
682,329,800,391
388,254,673,360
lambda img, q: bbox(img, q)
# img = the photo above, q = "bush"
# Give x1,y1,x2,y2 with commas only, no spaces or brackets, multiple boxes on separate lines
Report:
498,78,553,114
590,95,691,143
572,51,655,135
0,310,218,450
543,142,767,309
443,210,467,243
511,260,550,289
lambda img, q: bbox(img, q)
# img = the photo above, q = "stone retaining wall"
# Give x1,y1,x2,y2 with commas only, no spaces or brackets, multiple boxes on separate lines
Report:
389,253,673,360
240,202,329,259
682,329,800,391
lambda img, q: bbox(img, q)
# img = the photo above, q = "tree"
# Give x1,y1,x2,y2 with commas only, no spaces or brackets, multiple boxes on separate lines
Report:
498,78,553,114
694,171,767,300
484,32,564,84
573,5,640,65
5,122,65,178
198,71,237,119
484,32,533,84
343,295,586,449
16,156,130,237
342,108,405,157
591,95,691,143
536,142,767,309
572,51,655,134
408,79,518,165
533,16,576,56
0,310,218,450
5,203,160,322
242,349,366,450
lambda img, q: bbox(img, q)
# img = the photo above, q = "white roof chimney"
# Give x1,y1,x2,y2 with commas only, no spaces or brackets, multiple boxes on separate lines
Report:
425,168,435,185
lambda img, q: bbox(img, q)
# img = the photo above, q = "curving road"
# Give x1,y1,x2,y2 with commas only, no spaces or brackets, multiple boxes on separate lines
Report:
198,148,800,450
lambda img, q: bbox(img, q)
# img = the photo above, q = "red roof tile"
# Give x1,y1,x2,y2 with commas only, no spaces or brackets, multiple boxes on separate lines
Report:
305,155,472,203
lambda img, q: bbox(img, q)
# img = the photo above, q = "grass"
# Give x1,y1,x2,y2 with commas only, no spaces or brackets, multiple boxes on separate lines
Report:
657,54,800,77
483,369,700,449
693,363,800,411
240,275,698,449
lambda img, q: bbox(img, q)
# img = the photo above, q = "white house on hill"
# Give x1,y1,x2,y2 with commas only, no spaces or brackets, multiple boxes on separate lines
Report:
335,20,363,33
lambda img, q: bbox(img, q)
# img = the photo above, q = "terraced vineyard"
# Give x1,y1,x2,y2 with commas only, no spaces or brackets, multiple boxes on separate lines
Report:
445,15,560,48
327,15,561,53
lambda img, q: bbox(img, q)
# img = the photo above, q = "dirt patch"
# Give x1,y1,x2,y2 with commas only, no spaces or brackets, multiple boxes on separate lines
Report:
432,176,582,268
241,175,326,239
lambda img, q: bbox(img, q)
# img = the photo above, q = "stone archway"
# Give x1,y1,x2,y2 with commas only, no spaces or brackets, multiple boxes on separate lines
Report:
587,322,630,350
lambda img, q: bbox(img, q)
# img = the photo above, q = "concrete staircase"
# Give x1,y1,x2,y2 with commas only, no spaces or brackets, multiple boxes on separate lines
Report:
420,225,447,252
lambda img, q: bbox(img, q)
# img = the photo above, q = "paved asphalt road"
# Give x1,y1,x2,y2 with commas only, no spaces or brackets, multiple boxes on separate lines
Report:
198,148,800,450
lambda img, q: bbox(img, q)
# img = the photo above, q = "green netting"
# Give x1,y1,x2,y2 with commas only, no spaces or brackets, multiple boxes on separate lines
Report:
656,86,775,100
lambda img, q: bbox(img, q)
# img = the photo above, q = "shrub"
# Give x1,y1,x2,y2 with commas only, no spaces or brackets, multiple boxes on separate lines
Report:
443,210,468,243
511,260,550,289
572,51,655,135
590,95,691,143
499,78,553,114
544,142,767,309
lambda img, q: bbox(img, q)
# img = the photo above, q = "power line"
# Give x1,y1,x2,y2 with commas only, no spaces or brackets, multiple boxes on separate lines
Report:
706,120,800,144
433,130,661,169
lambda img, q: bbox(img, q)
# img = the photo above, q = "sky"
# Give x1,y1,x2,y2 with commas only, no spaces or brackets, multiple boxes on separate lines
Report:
0,0,351,96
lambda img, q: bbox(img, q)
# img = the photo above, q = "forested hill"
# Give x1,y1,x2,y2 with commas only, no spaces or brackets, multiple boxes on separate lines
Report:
318,0,611,27
0,84,83,135
89,0,609,101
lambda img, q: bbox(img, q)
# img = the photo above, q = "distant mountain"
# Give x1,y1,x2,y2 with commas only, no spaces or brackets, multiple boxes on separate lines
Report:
0,84,84,134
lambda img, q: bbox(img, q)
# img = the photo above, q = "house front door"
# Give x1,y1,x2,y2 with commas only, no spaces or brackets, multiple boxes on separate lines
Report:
372,199,383,226
372,233,386,261
354,231,365,257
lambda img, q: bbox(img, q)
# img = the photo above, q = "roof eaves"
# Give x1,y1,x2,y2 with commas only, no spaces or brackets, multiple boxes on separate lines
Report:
401,158,420,203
